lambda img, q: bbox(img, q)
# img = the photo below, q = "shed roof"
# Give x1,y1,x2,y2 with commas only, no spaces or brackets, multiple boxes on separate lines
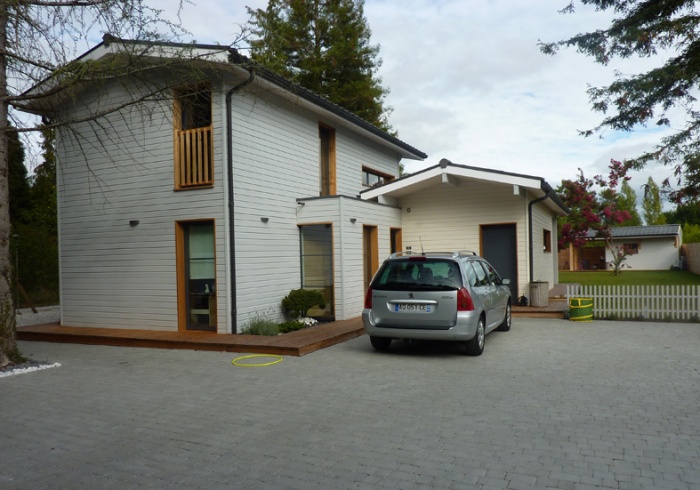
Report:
586,224,682,239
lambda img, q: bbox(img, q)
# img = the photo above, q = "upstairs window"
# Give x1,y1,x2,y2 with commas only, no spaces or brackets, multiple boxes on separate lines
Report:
362,166,393,187
174,83,213,189
319,124,336,196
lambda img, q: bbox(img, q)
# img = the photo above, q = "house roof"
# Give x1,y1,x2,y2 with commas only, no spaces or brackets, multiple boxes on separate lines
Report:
19,35,427,161
586,224,682,239
360,159,570,215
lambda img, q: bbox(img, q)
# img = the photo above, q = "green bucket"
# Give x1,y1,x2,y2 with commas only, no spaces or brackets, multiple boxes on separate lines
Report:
569,297,593,322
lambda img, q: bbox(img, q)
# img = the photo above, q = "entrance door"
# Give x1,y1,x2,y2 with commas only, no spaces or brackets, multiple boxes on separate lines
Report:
363,225,379,291
481,224,517,299
177,221,217,331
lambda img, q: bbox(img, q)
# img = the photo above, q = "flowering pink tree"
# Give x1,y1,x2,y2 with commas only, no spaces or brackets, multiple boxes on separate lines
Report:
559,159,633,275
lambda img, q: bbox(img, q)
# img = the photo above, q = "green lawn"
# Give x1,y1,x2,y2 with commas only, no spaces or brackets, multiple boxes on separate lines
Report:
559,270,700,286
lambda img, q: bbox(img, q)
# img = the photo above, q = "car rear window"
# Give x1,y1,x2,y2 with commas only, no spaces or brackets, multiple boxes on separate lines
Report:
371,259,462,291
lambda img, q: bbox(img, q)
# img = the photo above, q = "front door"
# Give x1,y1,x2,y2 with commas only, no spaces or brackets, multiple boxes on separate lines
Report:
363,225,378,291
177,220,217,331
481,224,517,300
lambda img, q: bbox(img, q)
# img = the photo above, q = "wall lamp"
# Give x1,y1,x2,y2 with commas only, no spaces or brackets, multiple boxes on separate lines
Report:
350,218,357,224
129,220,140,227
260,217,269,223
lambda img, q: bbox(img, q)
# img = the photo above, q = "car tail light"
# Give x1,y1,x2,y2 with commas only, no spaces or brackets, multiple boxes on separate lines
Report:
408,256,427,261
364,288,373,308
457,287,474,311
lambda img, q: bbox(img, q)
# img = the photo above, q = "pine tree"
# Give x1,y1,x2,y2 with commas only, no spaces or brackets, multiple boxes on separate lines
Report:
247,0,392,131
540,0,700,202
642,177,666,225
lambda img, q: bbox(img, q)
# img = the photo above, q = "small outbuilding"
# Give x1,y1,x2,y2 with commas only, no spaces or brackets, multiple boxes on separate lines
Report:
559,224,683,271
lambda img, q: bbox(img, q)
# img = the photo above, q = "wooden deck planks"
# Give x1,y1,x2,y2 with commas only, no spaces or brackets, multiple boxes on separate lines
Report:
17,317,366,357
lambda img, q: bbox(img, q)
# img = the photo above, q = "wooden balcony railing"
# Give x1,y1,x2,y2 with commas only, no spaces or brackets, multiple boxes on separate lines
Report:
175,126,213,188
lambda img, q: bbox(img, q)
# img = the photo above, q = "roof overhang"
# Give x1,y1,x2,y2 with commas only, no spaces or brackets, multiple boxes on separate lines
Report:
18,36,426,161
361,160,570,215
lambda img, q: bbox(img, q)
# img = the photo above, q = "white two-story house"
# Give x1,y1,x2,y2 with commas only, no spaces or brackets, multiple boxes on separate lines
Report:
21,36,426,333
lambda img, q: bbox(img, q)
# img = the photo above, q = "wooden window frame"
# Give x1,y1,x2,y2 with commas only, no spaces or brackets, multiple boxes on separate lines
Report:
362,166,394,188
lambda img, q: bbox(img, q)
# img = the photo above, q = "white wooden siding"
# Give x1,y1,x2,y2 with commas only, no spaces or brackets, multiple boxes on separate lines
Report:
229,88,404,328
57,77,228,331
530,199,556,287
336,129,400,196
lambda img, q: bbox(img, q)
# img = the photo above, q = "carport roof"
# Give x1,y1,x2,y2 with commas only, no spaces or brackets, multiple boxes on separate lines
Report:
360,159,570,215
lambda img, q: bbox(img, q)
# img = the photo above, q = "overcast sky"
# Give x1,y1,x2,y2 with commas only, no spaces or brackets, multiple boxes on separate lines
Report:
151,0,679,204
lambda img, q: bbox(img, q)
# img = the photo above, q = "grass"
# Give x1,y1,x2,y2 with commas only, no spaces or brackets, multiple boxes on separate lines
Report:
242,317,280,336
559,270,700,286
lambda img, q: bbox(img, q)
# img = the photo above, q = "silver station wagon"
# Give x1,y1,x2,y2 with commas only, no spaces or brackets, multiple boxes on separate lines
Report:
362,251,512,356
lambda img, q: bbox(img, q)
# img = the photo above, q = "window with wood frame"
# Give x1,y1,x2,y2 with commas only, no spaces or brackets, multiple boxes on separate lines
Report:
319,124,336,196
362,166,394,188
174,83,213,189
543,229,552,253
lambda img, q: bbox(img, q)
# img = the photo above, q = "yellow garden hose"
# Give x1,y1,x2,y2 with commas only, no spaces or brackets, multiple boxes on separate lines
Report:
232,354,283,367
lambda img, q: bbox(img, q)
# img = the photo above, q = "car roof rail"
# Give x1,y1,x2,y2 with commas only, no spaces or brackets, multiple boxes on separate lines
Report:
388,250,479,259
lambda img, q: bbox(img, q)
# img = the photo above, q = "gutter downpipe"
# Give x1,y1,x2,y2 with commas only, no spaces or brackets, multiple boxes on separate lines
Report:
225,69,255,333
528,192,550,283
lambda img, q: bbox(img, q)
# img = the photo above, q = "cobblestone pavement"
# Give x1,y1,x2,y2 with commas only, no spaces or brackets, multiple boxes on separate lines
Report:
2,318,700,489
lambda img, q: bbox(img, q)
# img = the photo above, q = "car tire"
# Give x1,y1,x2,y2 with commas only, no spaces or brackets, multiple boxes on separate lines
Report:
464,317,485,356
497,302,511,332
370,336,392,352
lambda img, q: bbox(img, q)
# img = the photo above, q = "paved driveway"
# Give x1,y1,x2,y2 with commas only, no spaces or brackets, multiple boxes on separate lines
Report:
2,319,700,489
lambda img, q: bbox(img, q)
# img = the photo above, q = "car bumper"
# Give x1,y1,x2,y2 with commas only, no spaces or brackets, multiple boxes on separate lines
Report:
362,309,480,341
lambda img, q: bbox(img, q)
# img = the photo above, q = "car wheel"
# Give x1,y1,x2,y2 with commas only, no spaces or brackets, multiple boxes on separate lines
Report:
497,302,511,332
465,317,485,356
370,336,392,352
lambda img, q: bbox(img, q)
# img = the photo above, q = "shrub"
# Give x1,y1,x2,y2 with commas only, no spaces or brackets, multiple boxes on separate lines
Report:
282,289,325,319
278,321,305,333
242,317,280,336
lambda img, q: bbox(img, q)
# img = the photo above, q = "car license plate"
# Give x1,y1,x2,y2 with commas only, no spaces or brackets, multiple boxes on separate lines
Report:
395,303,432,313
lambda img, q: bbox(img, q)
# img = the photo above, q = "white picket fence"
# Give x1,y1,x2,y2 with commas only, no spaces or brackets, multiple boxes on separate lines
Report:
565,284,700,321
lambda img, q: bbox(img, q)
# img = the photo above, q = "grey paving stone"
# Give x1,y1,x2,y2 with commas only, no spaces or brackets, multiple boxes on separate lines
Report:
2,318,700,489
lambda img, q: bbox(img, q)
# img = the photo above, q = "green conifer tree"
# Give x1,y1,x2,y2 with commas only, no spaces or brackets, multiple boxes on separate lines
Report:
247,0,392,131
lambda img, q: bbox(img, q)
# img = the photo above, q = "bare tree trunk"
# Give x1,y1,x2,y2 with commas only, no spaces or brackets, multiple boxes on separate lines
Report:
0,3,18,368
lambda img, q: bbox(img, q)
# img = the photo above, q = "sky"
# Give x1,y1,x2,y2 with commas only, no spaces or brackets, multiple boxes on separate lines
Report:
137,1,684,206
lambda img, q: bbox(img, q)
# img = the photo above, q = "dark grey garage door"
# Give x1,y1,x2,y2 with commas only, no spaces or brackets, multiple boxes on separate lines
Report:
481,224,517,300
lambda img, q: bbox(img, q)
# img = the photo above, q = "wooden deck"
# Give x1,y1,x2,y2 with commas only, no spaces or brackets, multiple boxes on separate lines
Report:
17,317,365,357
17,302,568,356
